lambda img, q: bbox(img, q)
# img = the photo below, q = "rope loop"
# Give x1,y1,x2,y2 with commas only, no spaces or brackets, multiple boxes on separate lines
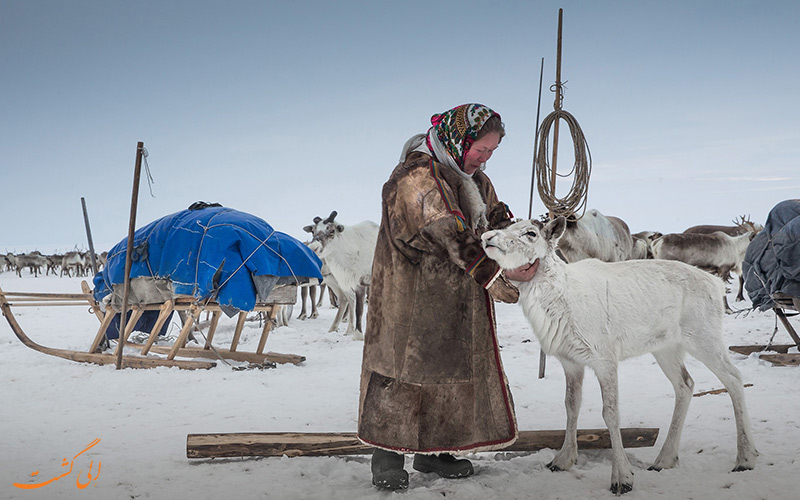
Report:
535,108,591,220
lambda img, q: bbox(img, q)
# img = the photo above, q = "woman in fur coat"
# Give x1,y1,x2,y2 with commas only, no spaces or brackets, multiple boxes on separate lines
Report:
357,103,538,490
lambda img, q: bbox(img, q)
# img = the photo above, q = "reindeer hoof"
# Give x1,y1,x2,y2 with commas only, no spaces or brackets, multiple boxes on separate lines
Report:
611,482,633,495
647,465,662,472
546,462,565,472
731,465,753,472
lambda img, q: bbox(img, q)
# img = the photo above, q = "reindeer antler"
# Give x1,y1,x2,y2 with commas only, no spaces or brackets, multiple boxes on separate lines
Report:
733,214,759,233
324,211,338,224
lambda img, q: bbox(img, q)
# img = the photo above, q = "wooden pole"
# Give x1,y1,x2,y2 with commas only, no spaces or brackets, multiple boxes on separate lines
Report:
528,57,545,220
539,9,564,380
81,197,99,276
116,141,145,370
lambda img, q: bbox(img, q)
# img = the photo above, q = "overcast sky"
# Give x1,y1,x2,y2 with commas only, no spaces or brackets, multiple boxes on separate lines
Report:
2,0,798,254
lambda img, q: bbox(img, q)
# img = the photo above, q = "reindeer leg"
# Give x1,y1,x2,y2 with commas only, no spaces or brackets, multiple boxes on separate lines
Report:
310,285,319,318
352,286,365,341
316,284,327,308
548,359,584,471
344,290,358,336
687,341,758,471
298,287,308,320
736,274,745,302
329,300,347,332
650,346,693,471
593,360,634,494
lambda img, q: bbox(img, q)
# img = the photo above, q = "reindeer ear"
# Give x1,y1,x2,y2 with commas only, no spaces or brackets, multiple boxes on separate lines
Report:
313,217,322,224
545,216,567,241
303,225,313,233
336,224,344,233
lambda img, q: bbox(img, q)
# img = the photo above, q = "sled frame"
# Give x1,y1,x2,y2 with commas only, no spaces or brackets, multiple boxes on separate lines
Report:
0,281,303,370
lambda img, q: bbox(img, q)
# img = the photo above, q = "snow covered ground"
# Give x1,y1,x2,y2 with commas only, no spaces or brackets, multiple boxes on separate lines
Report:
1,272,799,499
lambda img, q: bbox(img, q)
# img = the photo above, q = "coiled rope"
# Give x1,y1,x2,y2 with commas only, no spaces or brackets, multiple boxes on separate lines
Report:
535,93,592,220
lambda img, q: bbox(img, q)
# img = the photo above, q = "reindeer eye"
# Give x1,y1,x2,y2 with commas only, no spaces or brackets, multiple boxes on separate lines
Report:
524,231,538,238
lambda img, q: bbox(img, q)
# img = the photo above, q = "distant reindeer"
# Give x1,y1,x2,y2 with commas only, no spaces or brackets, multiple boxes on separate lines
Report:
481,217,757,494
15,252,47,277
303,211,378,340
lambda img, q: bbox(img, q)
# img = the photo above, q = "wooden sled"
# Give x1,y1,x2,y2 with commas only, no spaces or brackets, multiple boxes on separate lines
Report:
0,281,303,370
729,293,800,366
186,428,660,459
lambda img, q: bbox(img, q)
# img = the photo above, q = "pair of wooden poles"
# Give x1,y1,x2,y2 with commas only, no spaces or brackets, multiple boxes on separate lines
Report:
81,142,145,369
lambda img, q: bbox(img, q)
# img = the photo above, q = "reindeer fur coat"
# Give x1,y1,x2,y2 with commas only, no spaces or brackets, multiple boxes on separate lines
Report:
357,152,518,454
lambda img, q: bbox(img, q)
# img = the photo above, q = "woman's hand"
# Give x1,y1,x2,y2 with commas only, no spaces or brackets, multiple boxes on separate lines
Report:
503,259,539,282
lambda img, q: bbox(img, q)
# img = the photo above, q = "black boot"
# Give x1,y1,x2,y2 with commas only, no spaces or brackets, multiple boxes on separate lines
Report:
371,449,408,490
413,453,474,478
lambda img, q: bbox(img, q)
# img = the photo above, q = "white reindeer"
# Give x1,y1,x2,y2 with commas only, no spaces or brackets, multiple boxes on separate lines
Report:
481,217,757,494
304,211,378,340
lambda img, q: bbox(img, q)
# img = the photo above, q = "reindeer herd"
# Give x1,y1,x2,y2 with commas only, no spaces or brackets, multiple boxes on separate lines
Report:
1,250,107,278
297,208,762,336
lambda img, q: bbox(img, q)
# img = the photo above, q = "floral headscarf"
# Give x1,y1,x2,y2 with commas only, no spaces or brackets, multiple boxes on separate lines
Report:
427,103,500,171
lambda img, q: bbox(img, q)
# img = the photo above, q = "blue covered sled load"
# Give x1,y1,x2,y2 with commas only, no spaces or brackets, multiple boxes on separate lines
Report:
743,199,800,310
93,203,322,325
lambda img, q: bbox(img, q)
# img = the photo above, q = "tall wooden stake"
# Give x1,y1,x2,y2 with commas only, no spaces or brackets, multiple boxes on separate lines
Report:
81,197,99,276
539,8,564,380
116,141,145,370
528,57,545,220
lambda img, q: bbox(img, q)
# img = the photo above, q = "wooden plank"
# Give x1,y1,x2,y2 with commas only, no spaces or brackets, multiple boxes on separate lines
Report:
186,428,659,459
4,302,92,307
760,353,800,366
204,311,222,349
169,305,201,360
81,280,105,322
694,383,753,397
775,307,800,347
88,309,116,353
257,306,278,354
141,300,174,355
729,344,795,355
122,306,145,340
144,345,305,365
230,311,247,352
1,291,92,299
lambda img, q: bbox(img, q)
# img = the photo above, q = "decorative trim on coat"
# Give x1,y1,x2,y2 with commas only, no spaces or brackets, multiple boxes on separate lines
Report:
429,160,468,231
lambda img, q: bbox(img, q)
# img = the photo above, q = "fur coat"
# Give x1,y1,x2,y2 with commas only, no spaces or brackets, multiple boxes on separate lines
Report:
357,152,518,454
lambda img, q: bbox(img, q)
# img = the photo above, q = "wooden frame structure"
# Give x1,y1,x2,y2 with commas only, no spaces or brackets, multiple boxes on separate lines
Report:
729,293,800,366
0,281,304,370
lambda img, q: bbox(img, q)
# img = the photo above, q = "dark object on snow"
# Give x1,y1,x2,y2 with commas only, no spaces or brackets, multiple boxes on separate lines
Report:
743,199,800,310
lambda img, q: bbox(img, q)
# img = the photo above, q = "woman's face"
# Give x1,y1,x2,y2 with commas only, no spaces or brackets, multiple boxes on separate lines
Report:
463,132,500,175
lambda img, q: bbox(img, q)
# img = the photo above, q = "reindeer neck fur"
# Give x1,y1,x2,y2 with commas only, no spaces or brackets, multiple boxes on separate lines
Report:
514,248,594,362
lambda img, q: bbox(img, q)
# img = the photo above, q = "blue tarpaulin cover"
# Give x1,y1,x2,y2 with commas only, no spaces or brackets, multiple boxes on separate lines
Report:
743,199,800,310
93,204,322,315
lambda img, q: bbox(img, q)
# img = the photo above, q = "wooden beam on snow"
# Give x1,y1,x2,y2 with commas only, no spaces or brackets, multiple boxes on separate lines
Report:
186,428,659,459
